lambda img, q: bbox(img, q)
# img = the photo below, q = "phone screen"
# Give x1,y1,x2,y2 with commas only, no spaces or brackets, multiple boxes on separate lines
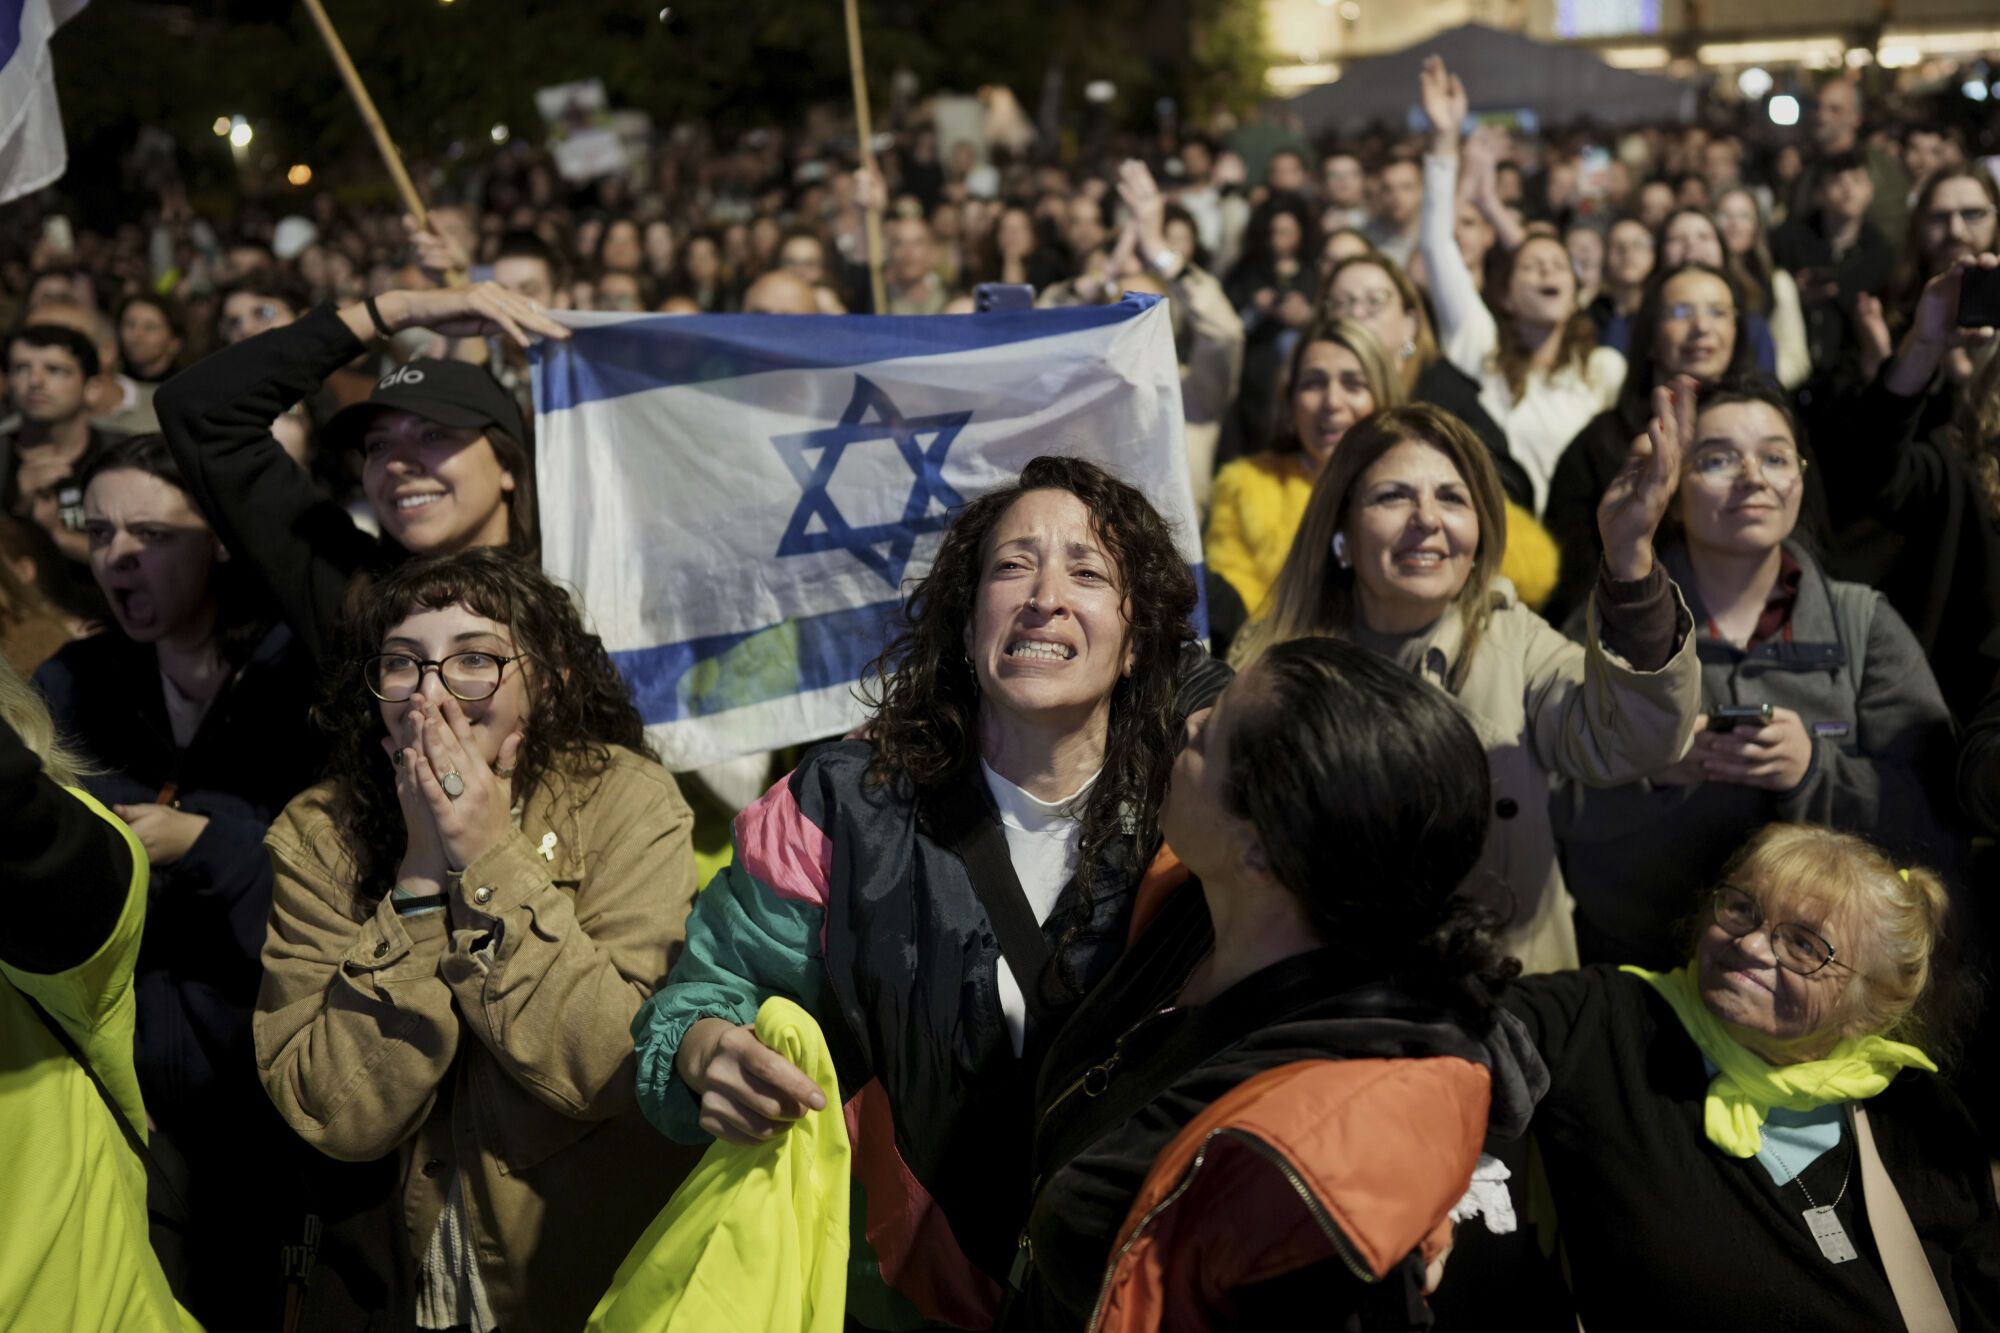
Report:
1958,267,2000,328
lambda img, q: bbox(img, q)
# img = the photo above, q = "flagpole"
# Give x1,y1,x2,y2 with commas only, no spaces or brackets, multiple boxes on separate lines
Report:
842,0,888,315
299,0,468,287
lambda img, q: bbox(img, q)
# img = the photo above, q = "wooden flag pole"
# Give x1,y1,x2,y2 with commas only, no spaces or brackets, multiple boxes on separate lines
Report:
300,0,468,289
842,0,888,314
299,0,430,228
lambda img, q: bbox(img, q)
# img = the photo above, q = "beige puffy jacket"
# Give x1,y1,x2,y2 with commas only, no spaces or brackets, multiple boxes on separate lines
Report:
1403,580,1700,974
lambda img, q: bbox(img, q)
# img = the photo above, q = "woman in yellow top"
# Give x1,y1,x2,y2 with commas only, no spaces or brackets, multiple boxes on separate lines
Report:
1204,318,1559,650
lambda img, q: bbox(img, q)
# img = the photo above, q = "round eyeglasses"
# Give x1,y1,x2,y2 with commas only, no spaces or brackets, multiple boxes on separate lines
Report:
364,651,525,703
1711,884,1848,977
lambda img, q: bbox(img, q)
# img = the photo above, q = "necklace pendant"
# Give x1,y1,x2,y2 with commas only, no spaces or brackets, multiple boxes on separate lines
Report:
1803,1205,1858,1263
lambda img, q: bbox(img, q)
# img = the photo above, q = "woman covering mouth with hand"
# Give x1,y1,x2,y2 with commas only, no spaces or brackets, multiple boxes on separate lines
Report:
154,283,569,666
1230,384,1702,975
631,456,1229,1331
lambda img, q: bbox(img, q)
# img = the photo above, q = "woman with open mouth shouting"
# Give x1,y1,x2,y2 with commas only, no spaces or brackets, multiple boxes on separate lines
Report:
631,455,1228,1331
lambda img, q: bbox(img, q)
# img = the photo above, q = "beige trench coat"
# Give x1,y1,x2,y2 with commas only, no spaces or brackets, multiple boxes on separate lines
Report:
256,746,703,1331
1406,580,1700,974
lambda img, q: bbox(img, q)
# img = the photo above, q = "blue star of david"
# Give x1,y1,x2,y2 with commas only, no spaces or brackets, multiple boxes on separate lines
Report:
771,375,972,587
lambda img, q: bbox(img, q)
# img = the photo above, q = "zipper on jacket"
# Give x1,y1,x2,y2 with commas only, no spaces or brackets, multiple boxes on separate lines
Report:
1083,1126,1375,1333
1038,1005,1181,1135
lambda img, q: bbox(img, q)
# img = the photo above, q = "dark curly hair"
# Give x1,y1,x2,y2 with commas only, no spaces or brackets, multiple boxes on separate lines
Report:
1222,636,1517,1000
316,548,655,891
860,454,1197,895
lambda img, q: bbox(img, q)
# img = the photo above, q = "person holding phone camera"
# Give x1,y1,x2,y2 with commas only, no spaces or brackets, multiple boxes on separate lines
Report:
1555,375,1962,968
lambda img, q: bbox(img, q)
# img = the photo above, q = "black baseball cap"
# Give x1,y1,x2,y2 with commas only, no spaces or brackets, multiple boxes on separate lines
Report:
323,359,530,458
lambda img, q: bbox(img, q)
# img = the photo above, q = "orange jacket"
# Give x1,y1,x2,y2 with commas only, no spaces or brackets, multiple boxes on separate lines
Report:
1088,1055,1492,1333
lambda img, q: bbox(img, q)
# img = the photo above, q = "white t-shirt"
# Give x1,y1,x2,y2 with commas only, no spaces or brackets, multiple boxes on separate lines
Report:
980,759,1098,1057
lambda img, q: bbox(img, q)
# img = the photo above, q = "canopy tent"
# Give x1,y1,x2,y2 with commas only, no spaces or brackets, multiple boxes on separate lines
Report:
1282,24,1696,135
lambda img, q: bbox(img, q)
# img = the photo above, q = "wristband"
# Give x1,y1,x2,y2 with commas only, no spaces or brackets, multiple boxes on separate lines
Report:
364,294,395,340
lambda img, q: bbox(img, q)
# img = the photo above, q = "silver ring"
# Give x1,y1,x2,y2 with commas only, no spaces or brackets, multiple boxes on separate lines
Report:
439,769,466,800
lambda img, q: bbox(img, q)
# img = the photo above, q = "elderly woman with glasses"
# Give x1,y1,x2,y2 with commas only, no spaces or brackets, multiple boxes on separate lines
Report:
1554,376,1961,968
1496,823,2000,1328
254,548,701,1332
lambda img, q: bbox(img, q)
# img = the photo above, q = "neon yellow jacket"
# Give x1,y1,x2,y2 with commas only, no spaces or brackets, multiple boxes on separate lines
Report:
589,997,849,1333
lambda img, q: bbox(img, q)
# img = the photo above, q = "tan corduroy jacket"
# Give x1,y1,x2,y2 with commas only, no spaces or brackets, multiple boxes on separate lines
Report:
255,745,704,1331
1408,579,1700,975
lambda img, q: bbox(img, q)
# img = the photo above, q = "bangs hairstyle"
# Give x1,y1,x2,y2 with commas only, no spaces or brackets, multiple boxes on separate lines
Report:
861,454,1197,895
1225,637,1514,997
77,433,276,668
1271,317,1404,455
1319,254,1438,394
1230,404,1508,692
316,548,652,892
1699,824,1959,1055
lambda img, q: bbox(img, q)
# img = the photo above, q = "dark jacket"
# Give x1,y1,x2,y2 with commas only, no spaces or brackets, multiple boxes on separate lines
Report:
636,742,1148,1328
633,647,1233,1328
1004,880,1545,1332
1811,373,2000,724
1960,655,2000,837
1504,965,2000,1331
1554,539,1961,967
1412,357,1535,511
153,307,396,665
33,622,323,1129
1770,214,1895,389
1541,400,1648,627
34,621,327,1327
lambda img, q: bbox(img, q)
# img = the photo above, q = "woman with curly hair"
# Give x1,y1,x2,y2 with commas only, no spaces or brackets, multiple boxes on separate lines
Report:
254,548,700,1333
631,455,1226,1331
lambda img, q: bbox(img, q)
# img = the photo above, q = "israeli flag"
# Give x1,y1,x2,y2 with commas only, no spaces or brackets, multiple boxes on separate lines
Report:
0,0,88,206
533,295,1201,770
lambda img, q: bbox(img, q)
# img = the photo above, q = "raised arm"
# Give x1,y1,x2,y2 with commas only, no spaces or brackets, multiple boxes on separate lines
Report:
1418,56,1498,379
1526,380,1700,782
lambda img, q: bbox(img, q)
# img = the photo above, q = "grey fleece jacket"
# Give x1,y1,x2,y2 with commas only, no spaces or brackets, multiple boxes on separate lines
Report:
1553,539,1961,967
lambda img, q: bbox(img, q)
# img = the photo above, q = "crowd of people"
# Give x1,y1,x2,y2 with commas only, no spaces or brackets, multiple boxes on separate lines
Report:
6,46,2000,1333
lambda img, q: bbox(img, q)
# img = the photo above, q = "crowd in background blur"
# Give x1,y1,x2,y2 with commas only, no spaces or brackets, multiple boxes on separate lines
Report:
6,51,2000,1333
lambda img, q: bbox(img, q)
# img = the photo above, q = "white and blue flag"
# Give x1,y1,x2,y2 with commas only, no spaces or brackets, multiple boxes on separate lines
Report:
0,0,87,206
532,295,1202,770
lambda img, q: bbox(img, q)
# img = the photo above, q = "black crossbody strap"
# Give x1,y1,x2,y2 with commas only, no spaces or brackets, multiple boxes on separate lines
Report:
932,772,1057,1031
18,984,189,1216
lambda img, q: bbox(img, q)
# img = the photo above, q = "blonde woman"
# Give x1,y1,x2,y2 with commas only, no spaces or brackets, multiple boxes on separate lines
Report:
1499,824,2000,1328
1204,317,1561,654
1229,388,1700,972
1205,318,1399,632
